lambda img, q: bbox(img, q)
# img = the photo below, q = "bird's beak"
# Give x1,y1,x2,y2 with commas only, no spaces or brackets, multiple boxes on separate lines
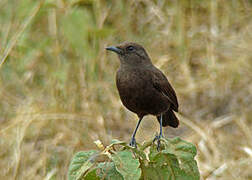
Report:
106,46,123,55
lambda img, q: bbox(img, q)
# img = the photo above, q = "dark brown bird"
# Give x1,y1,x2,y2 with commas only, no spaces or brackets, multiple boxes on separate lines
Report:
106,42,179,149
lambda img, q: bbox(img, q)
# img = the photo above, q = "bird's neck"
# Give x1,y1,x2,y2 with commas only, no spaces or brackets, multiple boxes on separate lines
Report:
119,62,153,70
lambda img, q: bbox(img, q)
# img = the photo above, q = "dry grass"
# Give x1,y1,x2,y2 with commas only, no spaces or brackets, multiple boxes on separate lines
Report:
0,0,252,179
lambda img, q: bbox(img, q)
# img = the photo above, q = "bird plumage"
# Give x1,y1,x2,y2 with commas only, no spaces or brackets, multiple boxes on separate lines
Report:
106,42,179,149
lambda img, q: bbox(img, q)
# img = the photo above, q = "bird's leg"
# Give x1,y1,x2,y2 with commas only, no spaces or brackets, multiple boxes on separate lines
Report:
129,117,143,148
153,114,163,151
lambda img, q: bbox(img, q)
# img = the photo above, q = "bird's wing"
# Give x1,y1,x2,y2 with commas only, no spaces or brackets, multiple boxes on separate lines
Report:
151,68,179,112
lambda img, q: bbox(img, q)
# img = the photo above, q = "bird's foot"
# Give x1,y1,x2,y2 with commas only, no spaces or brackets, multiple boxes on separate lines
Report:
153,134,163,151
129,137,137,148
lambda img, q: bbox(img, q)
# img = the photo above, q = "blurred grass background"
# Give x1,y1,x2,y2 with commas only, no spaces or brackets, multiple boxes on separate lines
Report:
0,0,252,179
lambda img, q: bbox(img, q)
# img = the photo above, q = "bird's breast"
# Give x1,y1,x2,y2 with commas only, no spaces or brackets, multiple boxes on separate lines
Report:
116,68,149,97
116,68,169,116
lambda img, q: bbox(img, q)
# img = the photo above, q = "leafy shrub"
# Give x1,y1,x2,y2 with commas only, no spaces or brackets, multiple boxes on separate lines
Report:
68,137,200,180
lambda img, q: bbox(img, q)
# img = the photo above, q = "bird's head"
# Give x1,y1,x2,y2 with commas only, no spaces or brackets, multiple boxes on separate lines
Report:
106,42,152,67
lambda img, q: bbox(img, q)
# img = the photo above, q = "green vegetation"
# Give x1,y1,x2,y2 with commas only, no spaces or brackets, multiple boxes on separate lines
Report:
0,0,252,179
68,138,200,180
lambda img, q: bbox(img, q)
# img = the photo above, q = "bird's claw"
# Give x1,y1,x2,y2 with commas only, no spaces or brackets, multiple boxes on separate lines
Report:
153,134,163,151
129,137,137,148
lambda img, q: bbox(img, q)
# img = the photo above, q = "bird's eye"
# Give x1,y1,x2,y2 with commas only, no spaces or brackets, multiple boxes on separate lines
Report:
127,46,134,51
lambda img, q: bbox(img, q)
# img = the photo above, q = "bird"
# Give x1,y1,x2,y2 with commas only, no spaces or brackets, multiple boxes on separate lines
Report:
106,42,179,150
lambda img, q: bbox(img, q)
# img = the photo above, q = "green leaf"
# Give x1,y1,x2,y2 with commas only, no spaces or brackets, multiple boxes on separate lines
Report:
68,150,98,180
110,139,147,160
84,169,100,180
143,137,200,180
97,162,123,180
162,137,200,180
141,153,185,180
111,150,141,180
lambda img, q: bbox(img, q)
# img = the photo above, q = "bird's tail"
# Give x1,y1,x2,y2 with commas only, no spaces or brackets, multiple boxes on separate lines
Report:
156,109,179,128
